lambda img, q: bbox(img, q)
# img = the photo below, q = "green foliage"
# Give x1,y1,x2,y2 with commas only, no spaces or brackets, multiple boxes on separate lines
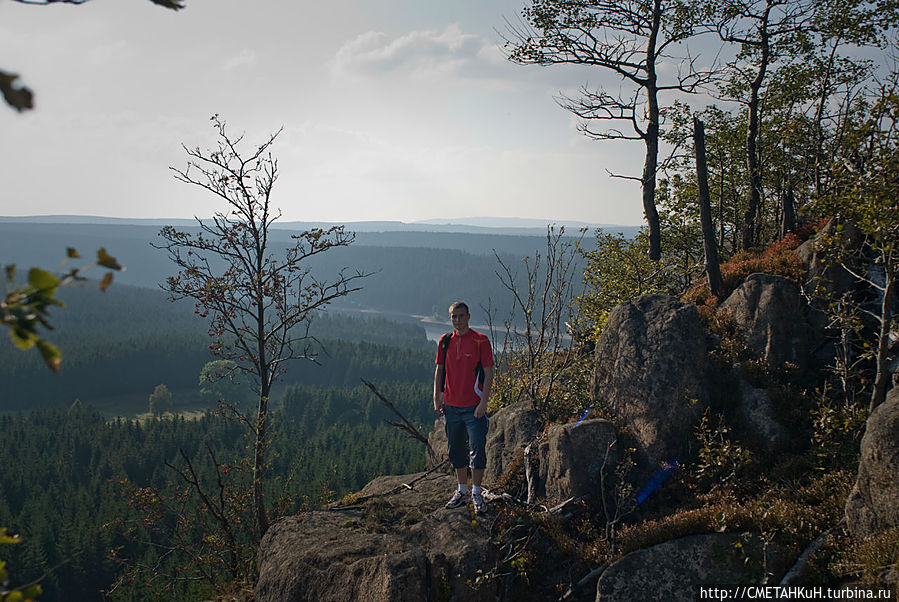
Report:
694,409,753,489
198,360,251,407
577,221,700,340
147,384,173,416
806,89,899,411
810,389,867,472
577,230,673,339
0,528,42,602
1,249,122,371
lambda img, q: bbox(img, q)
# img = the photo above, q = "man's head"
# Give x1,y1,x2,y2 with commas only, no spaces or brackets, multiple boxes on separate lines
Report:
449,301,470,335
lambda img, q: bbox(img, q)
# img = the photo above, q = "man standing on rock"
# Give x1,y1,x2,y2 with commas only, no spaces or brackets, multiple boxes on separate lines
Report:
434,301,494,514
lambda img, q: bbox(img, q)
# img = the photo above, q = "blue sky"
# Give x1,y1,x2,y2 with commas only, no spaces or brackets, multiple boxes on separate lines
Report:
0,0,649,225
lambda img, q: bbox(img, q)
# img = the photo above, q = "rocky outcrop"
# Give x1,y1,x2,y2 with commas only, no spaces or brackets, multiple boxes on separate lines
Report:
721,273,820,369
593,295,710,465
256,472,495,602
537,418,617,503
845,386,899,539
596,533,785,601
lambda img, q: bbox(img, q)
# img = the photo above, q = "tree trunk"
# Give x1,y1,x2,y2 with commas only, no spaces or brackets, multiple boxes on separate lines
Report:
781,186,795,237
869,266,895,414
741,7,771,251
694,118,723,298
643,3,662,262
254,390,270,536
743,92,763,250
643,136,662,262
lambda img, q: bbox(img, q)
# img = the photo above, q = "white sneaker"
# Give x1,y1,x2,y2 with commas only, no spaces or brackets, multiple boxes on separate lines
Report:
445,490,469,509
472,491,486,514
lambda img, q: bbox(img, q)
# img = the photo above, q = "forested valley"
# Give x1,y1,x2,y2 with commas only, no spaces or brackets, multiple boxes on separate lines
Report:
0,283,439,600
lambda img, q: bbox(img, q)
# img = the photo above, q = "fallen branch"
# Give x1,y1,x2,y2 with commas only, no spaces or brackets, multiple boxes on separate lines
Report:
547,497,578,514
558,563,609,602
327,459,450,509
524,441,537,505
779,521,843,585
361,378,435,456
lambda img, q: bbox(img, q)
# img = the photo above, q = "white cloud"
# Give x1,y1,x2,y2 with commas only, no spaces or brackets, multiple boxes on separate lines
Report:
331,23,502,81
222,49,256,72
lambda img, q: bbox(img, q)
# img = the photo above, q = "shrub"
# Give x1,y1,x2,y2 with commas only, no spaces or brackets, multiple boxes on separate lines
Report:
683,229,813,309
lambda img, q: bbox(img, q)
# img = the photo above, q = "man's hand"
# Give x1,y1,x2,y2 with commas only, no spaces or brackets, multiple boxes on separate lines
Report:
434,399,444,415
474,400,487,419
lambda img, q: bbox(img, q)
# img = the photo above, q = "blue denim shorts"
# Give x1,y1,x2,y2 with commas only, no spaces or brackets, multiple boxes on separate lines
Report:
444,404,489,470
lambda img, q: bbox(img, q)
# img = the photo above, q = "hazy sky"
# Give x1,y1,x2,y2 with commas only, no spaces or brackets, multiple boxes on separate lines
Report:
0,0,648,225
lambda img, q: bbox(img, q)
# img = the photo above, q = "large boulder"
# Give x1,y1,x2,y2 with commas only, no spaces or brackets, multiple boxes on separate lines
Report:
536,418,617,503
596,533,785,601
720,273,820,370
845,386,899,539
485,397,541,485
256,472,495,602
797,217,864,301
593,295,710,464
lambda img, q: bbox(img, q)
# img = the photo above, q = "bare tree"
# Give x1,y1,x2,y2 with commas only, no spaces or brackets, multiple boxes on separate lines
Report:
491,226,586,419
503,0,715,260
155,115,368,535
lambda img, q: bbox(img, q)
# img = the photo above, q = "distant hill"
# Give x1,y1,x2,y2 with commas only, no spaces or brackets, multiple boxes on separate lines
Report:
0,219,592,319
0,215,641,238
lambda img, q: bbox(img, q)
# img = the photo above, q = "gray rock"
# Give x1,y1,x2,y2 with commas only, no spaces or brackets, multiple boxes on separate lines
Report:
425,415,451,473
593,295,709,464
256,472,495,602
846,386,899,539
537,418,617,503
485,397,541,485
797,217,864,301
736,378,789,453
720,273,818,369
597,533,783,601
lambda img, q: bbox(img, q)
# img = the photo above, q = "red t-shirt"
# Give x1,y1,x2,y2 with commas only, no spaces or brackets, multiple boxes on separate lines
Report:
435,329,494,407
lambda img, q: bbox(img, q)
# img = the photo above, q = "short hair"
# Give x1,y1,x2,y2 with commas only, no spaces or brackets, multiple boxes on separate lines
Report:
448,301,469,315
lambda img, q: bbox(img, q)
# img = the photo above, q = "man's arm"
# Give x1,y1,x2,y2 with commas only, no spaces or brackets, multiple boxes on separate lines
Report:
474,364,493,419
433,364,445,414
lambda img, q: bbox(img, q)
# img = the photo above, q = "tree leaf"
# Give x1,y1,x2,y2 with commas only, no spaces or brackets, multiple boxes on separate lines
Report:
148,0,186,9
96,248,123,270
0,69,34,113
28,267,60,291
67,247,81,258
10,328,37,350
0,527,21,544
99,272,114,292
37,339,62,372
